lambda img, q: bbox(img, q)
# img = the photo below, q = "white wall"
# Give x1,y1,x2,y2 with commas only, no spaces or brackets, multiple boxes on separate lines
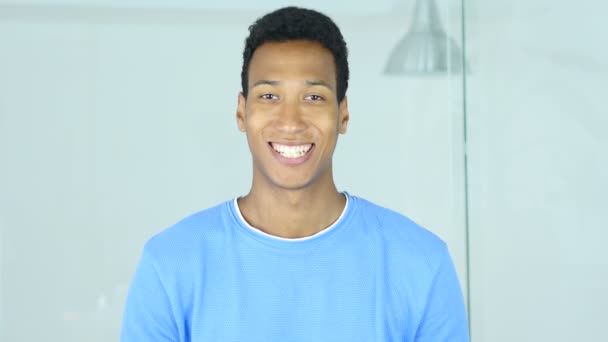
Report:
0,1,468,341
466,0,608,341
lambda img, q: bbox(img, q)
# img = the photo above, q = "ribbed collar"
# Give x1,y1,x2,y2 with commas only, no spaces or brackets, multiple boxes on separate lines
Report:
228,192,355,250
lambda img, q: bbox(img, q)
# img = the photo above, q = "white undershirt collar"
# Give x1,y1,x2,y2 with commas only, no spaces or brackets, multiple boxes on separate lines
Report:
233,192,350,242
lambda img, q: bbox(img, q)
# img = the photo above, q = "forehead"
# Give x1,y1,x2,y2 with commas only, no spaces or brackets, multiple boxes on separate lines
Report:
248,40,336,85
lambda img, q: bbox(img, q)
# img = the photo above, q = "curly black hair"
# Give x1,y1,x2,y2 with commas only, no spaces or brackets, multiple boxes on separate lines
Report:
241,6,349,103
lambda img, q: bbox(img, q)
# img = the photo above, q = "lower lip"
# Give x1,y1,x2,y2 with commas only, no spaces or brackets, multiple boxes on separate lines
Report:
269,143,315,165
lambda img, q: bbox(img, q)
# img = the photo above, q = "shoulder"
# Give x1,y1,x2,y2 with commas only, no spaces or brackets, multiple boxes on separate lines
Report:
142,200,232,263
351,195,448,268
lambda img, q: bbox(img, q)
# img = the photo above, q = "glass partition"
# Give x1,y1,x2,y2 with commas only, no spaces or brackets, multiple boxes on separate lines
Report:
465,0,608,341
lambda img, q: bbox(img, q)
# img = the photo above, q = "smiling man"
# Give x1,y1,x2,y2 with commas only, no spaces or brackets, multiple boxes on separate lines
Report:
235,37,349,240
121,6,469,342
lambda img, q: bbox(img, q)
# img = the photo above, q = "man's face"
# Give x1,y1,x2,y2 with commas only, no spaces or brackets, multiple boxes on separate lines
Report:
237,40,349,191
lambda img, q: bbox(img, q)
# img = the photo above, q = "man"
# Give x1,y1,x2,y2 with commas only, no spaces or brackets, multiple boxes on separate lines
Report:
121,6,469,342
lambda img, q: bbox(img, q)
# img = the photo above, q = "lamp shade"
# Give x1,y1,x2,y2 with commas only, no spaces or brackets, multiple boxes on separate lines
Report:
384,0,464,75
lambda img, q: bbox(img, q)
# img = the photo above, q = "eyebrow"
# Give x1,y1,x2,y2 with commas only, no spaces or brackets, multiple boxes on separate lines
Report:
305,80,333,90
251,79,334,90
251,80,280,88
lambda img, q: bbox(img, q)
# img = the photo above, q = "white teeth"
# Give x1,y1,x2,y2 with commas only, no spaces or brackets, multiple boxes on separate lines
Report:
271,143,313,159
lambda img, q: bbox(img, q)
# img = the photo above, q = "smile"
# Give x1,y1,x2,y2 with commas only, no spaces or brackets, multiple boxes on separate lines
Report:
270,142,314,159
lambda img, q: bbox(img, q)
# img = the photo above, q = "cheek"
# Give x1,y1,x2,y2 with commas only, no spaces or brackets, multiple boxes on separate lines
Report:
317,116,341,132
244,112,267,131
244,121,271,146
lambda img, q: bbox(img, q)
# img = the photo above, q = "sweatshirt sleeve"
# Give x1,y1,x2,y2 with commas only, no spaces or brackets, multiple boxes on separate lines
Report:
414,246,470,342
120,247,180,342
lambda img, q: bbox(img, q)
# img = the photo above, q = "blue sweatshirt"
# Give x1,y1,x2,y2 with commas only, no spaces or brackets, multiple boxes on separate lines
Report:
121,193,469,341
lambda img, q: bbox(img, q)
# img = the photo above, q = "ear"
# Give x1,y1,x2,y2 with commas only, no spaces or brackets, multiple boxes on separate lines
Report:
236,92,246,132
338,96,349,134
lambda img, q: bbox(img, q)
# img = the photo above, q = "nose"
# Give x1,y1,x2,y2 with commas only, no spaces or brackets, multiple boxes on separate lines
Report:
275,100,307,134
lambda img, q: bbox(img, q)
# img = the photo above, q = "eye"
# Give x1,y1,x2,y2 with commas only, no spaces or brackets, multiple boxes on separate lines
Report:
305,94,324,101
260,93,278,100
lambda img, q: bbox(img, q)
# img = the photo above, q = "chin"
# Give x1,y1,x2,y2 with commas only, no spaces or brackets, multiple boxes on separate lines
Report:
271,179,313,191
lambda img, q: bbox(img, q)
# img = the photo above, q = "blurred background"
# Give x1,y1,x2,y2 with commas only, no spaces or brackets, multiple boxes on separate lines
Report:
0,0,606,341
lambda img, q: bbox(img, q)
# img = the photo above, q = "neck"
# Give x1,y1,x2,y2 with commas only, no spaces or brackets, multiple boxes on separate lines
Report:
237,178,346,239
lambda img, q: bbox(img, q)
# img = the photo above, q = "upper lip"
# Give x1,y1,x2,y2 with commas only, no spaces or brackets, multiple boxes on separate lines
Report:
269,141,314,146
